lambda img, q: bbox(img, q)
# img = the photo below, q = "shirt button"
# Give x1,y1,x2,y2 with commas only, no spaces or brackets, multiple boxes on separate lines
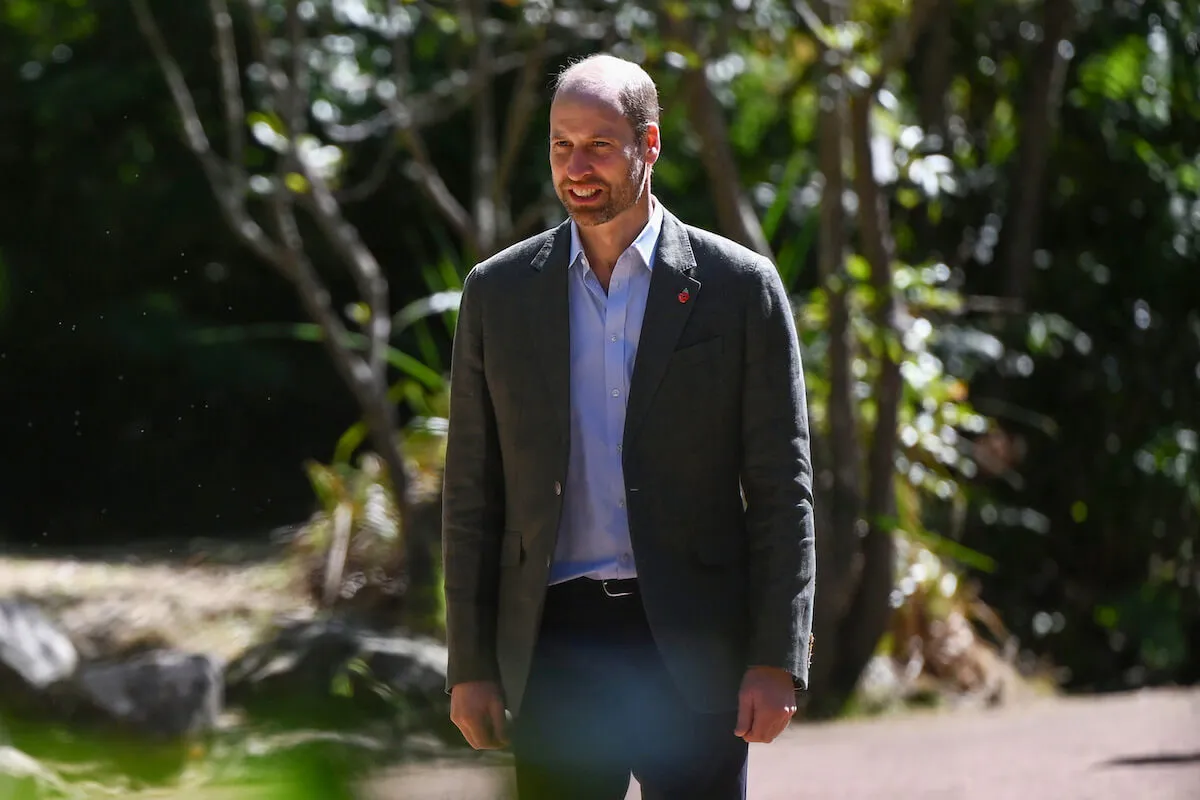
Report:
554,481,562,496
618,499,626,508
611,388,620,397
610,334,618,342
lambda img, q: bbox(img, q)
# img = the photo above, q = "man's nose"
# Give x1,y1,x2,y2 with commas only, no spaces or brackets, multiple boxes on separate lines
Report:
566,151,592,181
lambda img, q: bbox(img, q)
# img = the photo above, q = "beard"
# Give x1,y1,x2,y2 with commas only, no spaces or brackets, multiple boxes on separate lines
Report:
557,157,645,227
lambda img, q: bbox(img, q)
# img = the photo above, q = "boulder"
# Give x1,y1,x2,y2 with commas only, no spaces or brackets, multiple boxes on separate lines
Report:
0,599,79,715
70,650,224,739
1,596,223,787
225,619,454,740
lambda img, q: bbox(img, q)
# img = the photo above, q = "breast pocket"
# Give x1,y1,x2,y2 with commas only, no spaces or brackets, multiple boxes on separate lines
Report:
667,336,723,369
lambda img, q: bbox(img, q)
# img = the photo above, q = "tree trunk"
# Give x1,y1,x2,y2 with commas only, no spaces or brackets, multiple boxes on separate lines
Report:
1000,0,1076,303
130,0,440,633
678,66,774,257
803,1,863,715
825,92,905,704
916,0,954,143
660,9,773,258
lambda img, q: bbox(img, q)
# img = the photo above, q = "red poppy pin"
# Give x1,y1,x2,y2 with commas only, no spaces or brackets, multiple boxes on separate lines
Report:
677,288,690,304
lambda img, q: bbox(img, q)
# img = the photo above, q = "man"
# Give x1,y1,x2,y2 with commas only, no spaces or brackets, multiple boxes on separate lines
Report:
441,53,816,800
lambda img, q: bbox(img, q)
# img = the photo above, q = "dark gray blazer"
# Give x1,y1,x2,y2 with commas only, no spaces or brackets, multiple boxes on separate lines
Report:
440,207,816,716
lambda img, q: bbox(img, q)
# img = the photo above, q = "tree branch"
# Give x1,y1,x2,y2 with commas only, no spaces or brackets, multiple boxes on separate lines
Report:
494,35,549,232
793,0,841,54
466,0,498,258
334,131,400,204
397,129,479,255
264,0,389,384
868,0,941,95
300,163,392,386
382,11,478,254
284,0,308,140
209,0,245,179
129,0,282,269
322,51,554,144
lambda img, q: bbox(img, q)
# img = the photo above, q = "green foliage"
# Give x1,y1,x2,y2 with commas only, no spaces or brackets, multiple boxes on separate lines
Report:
2,0,96,60
795,257,996,569
2,0,1199,703
292,408,448,634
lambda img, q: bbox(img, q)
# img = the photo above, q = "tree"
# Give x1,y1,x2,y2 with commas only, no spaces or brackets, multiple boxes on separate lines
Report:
126,0,436,625
775,0,938,713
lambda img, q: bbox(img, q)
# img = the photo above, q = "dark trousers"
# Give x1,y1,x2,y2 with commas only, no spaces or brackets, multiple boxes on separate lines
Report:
511,578,748,800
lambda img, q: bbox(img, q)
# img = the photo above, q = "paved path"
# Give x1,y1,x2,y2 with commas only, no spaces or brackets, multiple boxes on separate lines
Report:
368,688,1200,799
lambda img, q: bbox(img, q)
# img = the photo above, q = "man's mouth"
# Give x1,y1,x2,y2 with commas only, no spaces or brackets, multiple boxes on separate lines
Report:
567,186,603,201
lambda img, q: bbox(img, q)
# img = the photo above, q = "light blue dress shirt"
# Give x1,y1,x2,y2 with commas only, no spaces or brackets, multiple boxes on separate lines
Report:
548,199,665,585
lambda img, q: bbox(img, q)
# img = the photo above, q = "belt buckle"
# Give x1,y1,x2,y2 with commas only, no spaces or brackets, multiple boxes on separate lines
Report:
602,579,634,598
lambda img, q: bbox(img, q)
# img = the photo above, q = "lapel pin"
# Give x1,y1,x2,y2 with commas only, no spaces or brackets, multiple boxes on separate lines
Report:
677,288,690,304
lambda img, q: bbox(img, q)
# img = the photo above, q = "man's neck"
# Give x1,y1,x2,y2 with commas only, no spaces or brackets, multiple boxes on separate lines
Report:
577,194,654,280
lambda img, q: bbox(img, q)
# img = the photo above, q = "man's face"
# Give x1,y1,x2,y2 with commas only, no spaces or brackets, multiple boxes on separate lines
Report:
548,88,657,227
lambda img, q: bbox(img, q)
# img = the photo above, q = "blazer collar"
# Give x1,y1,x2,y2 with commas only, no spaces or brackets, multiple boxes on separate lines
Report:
531,203,695,276
525,203,701,453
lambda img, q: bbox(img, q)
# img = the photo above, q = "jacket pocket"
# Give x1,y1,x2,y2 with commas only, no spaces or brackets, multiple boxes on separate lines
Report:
669,336,723,368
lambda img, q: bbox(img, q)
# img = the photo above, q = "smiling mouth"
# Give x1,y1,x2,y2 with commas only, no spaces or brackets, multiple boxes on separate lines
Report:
567,186,602,200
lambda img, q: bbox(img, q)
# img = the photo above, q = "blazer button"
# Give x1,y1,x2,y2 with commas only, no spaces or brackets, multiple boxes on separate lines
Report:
554,481,562,496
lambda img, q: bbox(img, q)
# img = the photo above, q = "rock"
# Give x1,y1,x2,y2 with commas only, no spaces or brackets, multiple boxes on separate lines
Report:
226,619,453,739
71,650,224,739
854,654,909,713
0,599,79,714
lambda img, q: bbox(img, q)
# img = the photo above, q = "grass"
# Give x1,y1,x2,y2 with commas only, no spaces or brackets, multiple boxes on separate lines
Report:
0,539,313,664
0,536,507,799
0,537,371,798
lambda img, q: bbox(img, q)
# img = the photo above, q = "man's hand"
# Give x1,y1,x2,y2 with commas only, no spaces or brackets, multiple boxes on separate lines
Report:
450,680,509,750
734,666,797,744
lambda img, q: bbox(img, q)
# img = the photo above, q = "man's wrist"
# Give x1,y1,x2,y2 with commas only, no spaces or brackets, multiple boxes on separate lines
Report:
745,664,802,692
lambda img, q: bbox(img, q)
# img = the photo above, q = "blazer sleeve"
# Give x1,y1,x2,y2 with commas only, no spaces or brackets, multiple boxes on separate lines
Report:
441,265,505,690
739,259,817,689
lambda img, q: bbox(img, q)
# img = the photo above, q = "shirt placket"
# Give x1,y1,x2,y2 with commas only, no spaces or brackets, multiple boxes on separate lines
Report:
605,257,634,576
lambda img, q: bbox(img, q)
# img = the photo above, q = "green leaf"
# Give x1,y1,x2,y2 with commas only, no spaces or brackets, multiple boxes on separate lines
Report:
284,172,310,194
760,153,805,242
1078,36,1148,102
846,254,871,282
331,670,353,698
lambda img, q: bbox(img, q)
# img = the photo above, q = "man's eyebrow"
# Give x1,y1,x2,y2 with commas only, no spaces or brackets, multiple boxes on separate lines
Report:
549,130,621,140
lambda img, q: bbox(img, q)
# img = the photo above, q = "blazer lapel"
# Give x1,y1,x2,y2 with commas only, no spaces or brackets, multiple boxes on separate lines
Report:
624,211,700,449
526,219,573,439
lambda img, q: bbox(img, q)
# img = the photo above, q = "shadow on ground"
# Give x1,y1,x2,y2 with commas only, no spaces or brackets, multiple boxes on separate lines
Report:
1098,751,1200,768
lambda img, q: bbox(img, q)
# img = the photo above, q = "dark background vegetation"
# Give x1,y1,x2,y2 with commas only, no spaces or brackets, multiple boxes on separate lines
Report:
1,0,1197,713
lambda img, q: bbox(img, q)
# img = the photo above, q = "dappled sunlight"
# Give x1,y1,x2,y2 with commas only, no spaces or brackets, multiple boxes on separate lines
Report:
2,0,1198,797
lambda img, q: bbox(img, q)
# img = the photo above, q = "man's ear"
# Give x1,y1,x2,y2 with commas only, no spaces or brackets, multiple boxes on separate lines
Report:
643,122,662,166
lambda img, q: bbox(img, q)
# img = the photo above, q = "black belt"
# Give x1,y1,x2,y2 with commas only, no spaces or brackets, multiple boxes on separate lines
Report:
549,576,639,599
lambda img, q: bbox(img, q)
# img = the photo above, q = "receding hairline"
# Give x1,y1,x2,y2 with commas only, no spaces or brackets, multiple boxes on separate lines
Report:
552,54,661,138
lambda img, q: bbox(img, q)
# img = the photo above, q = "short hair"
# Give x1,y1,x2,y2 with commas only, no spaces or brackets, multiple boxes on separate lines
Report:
553,54,661,141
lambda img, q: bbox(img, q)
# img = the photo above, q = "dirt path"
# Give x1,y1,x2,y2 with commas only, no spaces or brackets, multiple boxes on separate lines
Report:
369,687,1200,800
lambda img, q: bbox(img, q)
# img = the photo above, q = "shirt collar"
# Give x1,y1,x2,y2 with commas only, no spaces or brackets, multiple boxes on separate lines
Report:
569,195,665,273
